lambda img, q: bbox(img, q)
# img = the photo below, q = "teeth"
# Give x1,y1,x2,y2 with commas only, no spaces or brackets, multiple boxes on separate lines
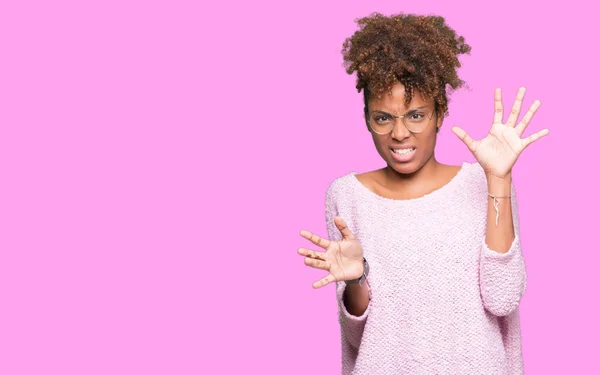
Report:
392,148,415,155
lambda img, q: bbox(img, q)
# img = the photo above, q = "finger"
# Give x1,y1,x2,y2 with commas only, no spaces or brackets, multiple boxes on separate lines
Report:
515,100,541,136
506,86,526,127
297,247,327,261
451,126,478,153
313,273,336,289
299,229,331,250
494,88,503,124
304,256,330,271
334,216,356,241
521,128,550,149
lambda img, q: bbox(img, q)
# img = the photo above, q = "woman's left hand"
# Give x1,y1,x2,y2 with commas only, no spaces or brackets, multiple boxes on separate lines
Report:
451,86,550,179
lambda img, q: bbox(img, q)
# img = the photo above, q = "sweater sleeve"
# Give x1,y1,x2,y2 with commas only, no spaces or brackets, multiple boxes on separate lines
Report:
325,184,371,350
479,182,528,317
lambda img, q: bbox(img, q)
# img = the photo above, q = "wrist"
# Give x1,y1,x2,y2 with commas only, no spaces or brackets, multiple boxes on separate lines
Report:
345,257,369,286
486,173,511,195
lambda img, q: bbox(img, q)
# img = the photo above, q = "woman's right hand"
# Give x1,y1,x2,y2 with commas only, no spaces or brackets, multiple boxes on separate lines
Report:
298,216,365,289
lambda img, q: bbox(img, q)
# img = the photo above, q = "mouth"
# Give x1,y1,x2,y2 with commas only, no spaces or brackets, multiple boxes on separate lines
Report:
390,147,416,162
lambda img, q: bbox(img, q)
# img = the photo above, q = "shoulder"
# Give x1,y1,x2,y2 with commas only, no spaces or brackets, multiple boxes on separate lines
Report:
459,161,517,197
454,161,490,197
353,169,384,192
461,160,486,181
461,161,514,186
326,171,355,193
325,171,356,203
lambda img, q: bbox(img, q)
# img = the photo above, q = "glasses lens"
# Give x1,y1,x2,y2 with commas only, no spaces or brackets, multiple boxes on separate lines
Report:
404,110,431,133
369,111,394,133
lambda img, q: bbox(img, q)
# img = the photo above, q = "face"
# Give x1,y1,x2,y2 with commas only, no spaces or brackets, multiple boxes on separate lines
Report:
366,81,443,174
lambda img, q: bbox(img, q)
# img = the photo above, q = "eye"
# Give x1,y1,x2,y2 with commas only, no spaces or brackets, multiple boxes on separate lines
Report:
409,113,424,120
373,114,391,122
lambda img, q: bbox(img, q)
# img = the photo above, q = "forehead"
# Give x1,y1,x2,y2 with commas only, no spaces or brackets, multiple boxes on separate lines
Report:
369,82,430,112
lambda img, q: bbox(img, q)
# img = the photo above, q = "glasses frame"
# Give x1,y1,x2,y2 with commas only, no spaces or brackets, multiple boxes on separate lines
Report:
366,107,437,134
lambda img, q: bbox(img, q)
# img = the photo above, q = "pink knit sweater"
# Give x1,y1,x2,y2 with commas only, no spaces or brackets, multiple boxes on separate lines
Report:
325,161,527,375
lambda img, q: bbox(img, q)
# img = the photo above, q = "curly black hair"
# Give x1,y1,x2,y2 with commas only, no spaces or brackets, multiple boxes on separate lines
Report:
341,12,472,133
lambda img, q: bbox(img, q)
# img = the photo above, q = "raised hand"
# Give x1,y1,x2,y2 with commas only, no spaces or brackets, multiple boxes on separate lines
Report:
298,216,364,289
451,87,550,179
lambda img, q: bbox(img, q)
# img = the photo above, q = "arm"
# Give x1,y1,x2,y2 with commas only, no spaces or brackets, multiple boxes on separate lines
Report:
479,173,527,317
325,184,372,349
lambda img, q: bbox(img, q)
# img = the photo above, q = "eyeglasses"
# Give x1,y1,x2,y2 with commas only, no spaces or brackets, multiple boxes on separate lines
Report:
367,108,436,134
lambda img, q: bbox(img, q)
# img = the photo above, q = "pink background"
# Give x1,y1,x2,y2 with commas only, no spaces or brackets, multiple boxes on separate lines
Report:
0,0,597,374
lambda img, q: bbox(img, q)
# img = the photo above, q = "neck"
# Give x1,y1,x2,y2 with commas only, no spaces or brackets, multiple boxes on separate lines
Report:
383,154,442,189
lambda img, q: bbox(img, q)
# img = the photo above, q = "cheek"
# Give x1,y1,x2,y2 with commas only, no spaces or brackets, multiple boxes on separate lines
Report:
419,134,436,149
372,137,389,156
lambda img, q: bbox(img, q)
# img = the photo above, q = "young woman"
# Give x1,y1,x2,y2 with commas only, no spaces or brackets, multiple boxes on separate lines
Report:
297,12,548,375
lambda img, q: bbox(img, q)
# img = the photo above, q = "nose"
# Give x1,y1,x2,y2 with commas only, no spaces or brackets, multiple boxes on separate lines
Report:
391,118,411,141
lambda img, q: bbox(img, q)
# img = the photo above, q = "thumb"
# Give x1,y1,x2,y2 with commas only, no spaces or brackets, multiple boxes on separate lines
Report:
451,126,477,153
334,216,356,241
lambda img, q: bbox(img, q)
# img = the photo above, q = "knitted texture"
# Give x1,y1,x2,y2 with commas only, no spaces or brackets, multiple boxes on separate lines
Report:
325,161,527,375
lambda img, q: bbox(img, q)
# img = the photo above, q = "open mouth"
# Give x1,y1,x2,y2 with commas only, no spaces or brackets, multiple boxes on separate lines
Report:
391,148,415,156
390,147,416,162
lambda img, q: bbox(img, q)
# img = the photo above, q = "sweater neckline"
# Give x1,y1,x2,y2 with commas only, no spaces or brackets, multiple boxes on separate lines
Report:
349,161,470,204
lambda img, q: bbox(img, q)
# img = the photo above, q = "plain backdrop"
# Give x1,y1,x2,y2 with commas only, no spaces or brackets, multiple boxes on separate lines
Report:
0,0,598,374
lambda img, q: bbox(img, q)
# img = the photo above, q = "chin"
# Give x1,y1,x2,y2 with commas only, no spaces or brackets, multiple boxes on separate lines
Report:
387,160,421,175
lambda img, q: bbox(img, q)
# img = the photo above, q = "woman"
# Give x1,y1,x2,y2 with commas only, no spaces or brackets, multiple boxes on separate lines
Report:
297,12,549,375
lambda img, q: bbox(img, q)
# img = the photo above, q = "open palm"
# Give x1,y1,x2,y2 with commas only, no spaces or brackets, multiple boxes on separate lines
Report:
298,216,364,289
451,87,550,178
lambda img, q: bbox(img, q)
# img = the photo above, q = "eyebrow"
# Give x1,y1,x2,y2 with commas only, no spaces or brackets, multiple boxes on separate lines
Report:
372,106,428,113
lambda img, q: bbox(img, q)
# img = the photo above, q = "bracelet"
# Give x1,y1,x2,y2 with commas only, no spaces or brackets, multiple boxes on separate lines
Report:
488,193,511,227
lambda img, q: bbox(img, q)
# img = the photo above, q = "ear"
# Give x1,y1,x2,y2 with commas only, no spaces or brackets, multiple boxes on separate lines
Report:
436,107,444,131
364,106,372,133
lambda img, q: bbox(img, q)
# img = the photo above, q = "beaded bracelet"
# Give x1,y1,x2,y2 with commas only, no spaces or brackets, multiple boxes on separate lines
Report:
488,193,511,227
